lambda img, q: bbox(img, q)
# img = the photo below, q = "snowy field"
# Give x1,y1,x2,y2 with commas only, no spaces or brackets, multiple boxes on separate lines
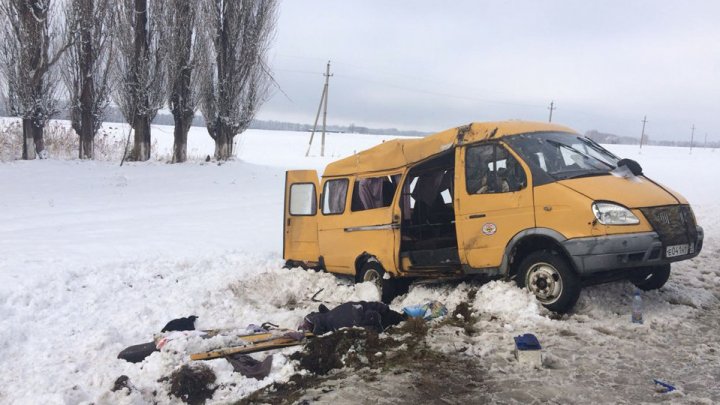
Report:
0,122,719,404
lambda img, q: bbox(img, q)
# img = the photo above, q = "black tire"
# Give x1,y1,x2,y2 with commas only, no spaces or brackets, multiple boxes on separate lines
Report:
516,250,581,314
630,264,671,291
357,260,397,304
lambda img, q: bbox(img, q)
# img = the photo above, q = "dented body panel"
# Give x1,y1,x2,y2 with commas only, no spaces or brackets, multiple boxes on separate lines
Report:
453,143,535,268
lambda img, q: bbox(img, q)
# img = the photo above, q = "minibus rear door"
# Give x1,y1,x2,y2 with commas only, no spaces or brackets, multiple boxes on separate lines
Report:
283,170,321,266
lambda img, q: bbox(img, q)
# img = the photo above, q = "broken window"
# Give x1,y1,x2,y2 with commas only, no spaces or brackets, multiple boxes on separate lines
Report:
504,132,618,181
351,175,400,211
404,170,454,220
322,179,349,215
289,183,316,216
466,144,527,194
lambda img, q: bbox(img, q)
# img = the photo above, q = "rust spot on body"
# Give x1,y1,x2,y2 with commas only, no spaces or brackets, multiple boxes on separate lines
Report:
456,123,472,144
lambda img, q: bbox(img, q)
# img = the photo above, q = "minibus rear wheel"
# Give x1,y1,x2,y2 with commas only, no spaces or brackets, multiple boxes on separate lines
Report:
516,250,581,314
630,264,671,291
357,260,396,304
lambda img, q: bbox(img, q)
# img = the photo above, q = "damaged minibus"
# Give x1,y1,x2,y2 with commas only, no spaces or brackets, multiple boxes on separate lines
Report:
283,121,703,313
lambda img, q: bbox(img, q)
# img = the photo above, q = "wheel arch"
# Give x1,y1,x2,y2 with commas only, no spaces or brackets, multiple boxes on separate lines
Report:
501,228,577,280
354,252,381,281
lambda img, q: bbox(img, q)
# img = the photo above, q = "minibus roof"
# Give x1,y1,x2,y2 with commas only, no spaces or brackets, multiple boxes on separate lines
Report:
322,120,576,177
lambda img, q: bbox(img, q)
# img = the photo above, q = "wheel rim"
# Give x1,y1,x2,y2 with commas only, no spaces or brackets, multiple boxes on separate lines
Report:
526,262,563,304
363,268,382,286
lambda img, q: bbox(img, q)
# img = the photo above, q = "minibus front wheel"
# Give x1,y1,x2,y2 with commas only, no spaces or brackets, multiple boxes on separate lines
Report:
516,250,581,314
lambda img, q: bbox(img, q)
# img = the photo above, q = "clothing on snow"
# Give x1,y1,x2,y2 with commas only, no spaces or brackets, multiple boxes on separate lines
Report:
302,301,406,335
161,315,198,332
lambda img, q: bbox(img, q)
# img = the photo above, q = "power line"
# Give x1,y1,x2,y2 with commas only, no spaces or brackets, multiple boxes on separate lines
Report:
276,53,469,92
279,65,654,127
334,73,545,109
272,55,717,140
275,56,656,126
275,68,323,76
276,53,552,110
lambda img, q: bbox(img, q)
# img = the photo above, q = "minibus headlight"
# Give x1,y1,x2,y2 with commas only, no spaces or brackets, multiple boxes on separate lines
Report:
592,202,640,225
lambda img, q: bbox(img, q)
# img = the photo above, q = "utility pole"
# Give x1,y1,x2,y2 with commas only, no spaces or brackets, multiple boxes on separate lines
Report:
704,133,708,147
548,101,556,123
321,61,332,157
639,115,648,150
305,61,333,157
689,124,695,154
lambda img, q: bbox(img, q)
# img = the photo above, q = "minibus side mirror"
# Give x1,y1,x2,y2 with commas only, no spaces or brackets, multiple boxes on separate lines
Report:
617,158,643,176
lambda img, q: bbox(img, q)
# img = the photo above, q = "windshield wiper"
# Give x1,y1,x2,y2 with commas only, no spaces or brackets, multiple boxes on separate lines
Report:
577,137,620,160
563,171,611,180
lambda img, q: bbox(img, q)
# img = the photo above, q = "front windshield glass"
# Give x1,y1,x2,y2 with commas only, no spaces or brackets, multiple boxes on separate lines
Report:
504,132,620,180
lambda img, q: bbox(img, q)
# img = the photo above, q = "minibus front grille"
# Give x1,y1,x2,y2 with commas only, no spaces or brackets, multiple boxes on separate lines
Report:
639,205,697,246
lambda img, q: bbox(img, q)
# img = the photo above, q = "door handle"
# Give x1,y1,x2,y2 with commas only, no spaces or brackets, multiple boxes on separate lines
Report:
469,214,486,219
287,218,291,226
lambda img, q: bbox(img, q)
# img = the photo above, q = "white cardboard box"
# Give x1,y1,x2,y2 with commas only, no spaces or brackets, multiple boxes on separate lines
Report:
515,348,543,367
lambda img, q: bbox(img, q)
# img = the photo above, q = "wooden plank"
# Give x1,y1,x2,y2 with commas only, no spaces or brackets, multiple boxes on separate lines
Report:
190,338,305,361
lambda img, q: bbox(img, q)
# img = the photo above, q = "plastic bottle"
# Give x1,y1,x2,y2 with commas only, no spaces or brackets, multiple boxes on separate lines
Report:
631,289,643,324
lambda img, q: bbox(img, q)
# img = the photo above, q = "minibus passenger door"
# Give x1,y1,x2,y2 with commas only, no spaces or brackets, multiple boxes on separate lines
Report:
284,170,321,266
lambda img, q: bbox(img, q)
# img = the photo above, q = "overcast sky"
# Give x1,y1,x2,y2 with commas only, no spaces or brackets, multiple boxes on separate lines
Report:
258,1,720,141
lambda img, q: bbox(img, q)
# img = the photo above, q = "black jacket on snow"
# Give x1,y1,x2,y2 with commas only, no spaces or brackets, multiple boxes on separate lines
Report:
303,301,405,335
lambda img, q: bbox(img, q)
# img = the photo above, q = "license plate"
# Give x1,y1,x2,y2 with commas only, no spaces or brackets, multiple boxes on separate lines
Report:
666,244,689,258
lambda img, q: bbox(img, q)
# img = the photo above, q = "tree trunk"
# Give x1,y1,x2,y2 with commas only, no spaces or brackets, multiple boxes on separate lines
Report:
214,123,233,160
21,118,36,160
78,98,95,159
79,126,94,159
79,69,96,159
130,116,151,161
78,0,96,160
125,0,152,162
32,121,45,158
169,0,194,164
172,113,192,163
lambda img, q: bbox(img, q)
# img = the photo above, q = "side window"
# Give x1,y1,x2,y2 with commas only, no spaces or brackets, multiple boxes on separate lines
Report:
466,144,527,194
401,169,453,221
350,175,399,211
289,183,316,215
322,179,349,215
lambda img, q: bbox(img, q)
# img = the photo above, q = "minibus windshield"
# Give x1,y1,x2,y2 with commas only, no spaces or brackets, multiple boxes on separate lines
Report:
504,132,620,180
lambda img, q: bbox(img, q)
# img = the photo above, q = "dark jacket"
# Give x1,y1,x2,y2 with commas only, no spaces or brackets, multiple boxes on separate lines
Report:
304,301,405,335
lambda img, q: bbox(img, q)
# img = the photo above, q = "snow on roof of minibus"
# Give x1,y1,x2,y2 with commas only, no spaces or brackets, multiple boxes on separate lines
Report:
322,120,576,177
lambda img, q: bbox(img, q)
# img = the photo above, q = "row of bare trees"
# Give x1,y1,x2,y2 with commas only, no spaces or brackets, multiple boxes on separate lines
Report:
0,0,278,162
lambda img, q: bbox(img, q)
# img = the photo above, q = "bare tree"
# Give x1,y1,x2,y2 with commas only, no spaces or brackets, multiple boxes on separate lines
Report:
62,0,114,159
111,0,166,162
0,0,71,160
199,0,278,160
165,0,205,163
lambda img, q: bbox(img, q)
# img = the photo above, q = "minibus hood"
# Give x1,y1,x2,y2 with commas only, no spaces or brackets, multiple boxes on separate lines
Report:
558,174,681,208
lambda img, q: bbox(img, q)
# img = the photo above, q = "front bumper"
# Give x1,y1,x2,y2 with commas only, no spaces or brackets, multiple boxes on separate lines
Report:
561,226,704,275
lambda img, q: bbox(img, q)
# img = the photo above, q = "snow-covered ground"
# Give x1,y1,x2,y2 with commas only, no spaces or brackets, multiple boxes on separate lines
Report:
0,123,718,404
